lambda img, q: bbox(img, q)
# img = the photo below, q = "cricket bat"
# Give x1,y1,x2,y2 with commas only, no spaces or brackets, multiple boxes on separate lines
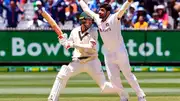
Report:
40,9,63,39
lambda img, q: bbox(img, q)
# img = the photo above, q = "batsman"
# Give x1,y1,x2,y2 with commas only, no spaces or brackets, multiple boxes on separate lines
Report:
48,12,121,101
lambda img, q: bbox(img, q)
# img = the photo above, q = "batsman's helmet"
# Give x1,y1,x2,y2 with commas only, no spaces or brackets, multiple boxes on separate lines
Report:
79,12,92,24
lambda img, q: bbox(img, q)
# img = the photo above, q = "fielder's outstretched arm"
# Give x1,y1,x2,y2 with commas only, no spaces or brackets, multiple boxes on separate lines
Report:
117,0,132,19
79,0,101,25
79,0,97,19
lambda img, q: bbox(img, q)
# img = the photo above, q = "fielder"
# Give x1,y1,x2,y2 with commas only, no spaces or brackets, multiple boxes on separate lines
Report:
79,0,146,101
48,12,120,101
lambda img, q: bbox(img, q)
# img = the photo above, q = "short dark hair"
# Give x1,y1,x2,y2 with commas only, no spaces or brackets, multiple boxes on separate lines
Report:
99,3,112,12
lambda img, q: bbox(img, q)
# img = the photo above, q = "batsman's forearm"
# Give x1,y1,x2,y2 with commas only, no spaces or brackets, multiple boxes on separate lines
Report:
117,1,132,18
74,43,93,49
59,40,72,49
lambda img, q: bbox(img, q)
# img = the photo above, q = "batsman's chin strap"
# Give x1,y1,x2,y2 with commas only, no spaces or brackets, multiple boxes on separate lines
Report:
81,24,89,33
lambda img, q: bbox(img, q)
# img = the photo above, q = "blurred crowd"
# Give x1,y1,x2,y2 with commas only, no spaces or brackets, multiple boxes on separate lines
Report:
0,0,180,30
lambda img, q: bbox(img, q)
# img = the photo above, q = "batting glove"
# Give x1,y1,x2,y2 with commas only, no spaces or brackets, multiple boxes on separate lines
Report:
64,41,74,50
58,34,68,45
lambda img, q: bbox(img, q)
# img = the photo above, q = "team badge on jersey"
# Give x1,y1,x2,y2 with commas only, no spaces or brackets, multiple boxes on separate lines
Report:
106,23,109,27
99,23,111,32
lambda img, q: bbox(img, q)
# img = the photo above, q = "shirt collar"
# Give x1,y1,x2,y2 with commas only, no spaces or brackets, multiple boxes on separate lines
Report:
78,26,91,34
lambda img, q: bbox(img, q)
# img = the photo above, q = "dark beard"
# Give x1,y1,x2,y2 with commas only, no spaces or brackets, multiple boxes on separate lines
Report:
99,13,106,19
99,15,104,19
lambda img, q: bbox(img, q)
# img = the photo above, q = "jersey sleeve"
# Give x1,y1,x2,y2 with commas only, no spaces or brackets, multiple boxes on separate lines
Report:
66,30,74,45
110,1,131,24
67,30,73,41
116,1,132,19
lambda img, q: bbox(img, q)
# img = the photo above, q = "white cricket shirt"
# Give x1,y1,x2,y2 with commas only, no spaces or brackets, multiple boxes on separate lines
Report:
97,13,124,52
68,26,98,59
79,0,131,52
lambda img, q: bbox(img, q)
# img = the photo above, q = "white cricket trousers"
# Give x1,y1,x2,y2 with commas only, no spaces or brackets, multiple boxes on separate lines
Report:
104,46,145,98
48,58,115,101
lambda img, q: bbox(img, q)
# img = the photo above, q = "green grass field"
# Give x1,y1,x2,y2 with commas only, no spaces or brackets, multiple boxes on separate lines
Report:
0,72,180,101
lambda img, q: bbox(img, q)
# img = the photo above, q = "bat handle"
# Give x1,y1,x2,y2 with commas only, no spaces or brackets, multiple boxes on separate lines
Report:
58,35,63,39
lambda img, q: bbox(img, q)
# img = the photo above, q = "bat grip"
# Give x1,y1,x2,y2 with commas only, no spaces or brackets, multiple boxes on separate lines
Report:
58,35,63,39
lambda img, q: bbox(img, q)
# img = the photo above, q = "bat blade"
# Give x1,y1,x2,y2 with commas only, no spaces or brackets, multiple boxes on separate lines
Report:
40,9,63,39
